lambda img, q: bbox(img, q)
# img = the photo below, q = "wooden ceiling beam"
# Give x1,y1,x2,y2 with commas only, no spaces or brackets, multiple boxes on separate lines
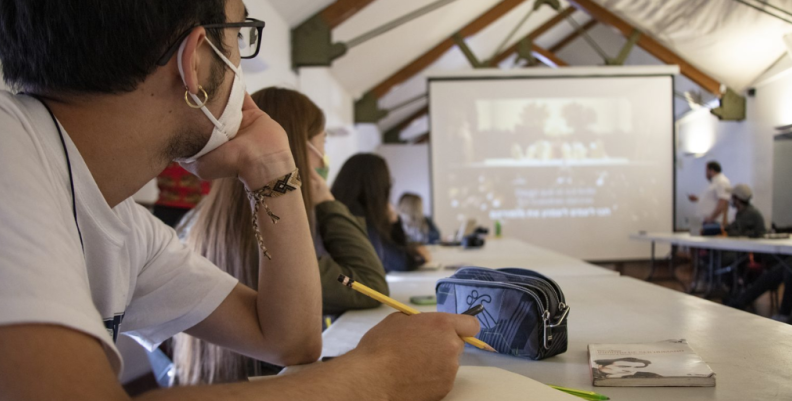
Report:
532,46,568,67
387,105,429,134
567,0,722,96
489,6,575,66
320,0,378,29
370,0,530,99
549,19,596,53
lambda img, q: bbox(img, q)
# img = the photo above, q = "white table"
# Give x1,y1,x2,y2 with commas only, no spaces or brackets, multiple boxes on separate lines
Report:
631,233,792,294
323,274,792,401
392,238,617,280
631,232,789,255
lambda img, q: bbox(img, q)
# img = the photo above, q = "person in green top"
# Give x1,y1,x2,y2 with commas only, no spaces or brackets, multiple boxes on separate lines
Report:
725,184,766,238
172,87,388,384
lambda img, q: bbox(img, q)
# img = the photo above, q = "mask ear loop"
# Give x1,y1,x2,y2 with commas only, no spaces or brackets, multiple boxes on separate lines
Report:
307,141,328,167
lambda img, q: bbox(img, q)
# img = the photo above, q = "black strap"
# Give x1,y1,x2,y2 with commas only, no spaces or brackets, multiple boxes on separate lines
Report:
32,96,85,252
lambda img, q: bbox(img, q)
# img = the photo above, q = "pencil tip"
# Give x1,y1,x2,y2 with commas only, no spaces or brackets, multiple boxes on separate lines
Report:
337,275,345,283
485,345,498,353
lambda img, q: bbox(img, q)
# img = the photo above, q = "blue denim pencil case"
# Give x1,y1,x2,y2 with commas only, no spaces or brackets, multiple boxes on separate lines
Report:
436,267,570,360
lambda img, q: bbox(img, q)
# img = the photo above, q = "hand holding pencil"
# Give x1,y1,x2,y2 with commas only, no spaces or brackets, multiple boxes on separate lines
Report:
338,275,497,353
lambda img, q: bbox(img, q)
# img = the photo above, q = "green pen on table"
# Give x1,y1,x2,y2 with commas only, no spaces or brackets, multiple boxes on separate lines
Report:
549,385,610,400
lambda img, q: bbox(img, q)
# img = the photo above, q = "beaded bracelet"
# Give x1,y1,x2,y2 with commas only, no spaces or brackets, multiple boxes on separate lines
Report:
244,168,302,260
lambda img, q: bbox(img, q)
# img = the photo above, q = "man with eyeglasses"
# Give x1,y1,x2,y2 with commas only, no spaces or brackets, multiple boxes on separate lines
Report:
0,1,478,400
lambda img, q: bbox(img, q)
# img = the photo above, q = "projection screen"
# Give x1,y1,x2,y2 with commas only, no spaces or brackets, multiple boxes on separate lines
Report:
429,67,675,260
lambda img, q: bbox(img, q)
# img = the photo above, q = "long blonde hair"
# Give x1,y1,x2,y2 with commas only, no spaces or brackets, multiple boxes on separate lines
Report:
398,193,428,241
173,87,326,385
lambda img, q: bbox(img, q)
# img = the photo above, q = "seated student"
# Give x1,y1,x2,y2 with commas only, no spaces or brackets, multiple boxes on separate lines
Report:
0,1,479,400
725,261,792,323
173,88,390,384
398,192,440,245
720,184,767,286
725,184,766,238
332,154,431,272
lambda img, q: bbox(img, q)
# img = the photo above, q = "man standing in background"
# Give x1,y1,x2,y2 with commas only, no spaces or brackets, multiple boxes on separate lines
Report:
688,161,732,225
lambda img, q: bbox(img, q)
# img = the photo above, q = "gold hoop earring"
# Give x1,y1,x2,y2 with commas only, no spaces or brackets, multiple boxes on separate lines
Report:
184,85,209,109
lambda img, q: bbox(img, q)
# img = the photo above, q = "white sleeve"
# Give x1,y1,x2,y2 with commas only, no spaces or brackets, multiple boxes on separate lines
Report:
0,106,121,369
121,204,238,350
715,180,732,201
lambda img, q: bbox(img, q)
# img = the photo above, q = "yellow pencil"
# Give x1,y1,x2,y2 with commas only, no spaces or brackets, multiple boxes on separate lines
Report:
338,275,497,353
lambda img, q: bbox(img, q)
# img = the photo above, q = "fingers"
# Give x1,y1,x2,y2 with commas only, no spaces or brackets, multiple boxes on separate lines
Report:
179,141,240,180
411,313,480,338
446,314,480,338
242,92,258,111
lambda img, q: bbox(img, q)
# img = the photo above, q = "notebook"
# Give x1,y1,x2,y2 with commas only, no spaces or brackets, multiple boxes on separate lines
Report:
271,365,578,400
443,366,579,400
588,339,716,387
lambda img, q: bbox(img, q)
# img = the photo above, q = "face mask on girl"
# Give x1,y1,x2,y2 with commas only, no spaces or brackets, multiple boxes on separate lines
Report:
307,141,330,180
176,38,247,163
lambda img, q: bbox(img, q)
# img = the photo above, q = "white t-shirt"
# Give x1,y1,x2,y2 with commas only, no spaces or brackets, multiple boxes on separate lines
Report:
697,173,732,220
0,92,238,374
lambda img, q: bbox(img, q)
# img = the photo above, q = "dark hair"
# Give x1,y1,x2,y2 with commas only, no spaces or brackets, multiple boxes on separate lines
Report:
0,0,227,94
332,154,393,241
706,161,722,173
595,357,651,368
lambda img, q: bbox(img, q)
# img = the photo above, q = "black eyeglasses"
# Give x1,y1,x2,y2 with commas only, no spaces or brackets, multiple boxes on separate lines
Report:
157,18,265,66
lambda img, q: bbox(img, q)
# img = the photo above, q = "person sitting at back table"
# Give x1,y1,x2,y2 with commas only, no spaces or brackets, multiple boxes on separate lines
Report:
332,154,431,272
726,184,766,238
725,259,792,324
398,192,441,245
688,161,731,225
172,88,390,384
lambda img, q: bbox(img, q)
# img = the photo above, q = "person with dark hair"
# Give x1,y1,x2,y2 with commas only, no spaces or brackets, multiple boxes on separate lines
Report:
332,154,431,272
592,357,661,379
725,260,792,323
0,1,478,400
688,160,731,224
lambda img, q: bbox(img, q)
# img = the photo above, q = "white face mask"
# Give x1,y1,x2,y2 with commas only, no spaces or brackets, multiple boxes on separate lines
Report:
175,38,246,163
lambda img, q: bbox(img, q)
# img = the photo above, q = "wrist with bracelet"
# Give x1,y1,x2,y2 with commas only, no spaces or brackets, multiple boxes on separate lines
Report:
244,168,302,260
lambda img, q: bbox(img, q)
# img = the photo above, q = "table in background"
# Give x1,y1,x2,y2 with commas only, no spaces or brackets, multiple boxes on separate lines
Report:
631,232,792,294
391,238,617,281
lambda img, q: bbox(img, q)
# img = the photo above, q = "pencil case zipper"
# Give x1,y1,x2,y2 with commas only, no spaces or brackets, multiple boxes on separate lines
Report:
453,267,563,315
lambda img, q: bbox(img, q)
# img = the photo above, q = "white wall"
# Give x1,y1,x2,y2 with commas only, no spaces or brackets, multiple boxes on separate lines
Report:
298,68,381,184
242,0,298,91
377,144,432,215
675,109,751,229
674,54,792,230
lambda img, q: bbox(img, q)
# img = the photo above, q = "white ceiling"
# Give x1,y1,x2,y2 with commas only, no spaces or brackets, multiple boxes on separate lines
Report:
266,0,334,27
266,0,792,130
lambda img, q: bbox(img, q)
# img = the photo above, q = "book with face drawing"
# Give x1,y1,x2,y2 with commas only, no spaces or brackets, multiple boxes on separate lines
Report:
588,339,715,387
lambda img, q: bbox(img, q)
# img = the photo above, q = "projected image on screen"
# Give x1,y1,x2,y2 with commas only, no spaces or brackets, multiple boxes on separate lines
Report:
430,74,673,260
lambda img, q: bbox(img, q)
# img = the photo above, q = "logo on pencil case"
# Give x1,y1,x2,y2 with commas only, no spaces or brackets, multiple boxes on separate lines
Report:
466,290,496,329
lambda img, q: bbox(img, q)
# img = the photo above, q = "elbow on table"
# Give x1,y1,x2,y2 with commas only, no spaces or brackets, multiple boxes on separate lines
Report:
271,336,323,367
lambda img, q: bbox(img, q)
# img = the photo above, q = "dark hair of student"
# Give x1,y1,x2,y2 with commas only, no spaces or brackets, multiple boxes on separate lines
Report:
0,0,227,94
706,161,722,173
331,153,393,242
594,357,651,367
